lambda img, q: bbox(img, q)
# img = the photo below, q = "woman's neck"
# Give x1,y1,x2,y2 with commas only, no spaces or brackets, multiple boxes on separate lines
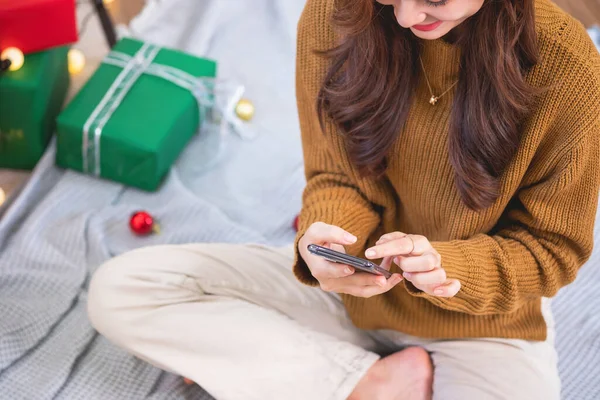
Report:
441,25,464,45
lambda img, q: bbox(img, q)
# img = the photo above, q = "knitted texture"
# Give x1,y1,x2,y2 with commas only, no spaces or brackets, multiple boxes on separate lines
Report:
294,0,600,340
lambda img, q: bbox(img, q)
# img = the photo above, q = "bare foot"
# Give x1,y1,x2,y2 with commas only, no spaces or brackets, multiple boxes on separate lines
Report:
349,347,433,400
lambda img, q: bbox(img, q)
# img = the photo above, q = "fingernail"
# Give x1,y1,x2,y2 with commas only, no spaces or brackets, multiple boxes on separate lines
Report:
344,267,352,274
403,272,412,279
345,234,357,243
434,288,444,295
365,249,376,258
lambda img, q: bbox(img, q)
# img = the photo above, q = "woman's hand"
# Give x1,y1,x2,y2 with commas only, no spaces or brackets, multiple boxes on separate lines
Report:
365,232,461,298
298,222,404,298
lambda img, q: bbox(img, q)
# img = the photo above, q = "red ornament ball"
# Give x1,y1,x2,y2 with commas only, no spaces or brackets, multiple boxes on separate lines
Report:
293,215,299,232
129,211,158,236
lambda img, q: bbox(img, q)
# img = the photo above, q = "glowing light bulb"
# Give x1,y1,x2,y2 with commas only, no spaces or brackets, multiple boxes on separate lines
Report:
68,49,86,75
0,47,24,72
235,99,255,121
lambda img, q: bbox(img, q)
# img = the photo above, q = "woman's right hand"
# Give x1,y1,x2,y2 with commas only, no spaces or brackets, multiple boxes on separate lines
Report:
298,222,404,298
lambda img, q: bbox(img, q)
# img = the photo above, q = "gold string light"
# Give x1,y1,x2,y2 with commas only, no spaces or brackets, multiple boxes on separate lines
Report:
68,48,86,75
0,47,25,72
235,99,255,121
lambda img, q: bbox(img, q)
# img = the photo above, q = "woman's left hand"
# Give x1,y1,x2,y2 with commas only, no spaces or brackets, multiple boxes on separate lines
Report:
364,232,461,298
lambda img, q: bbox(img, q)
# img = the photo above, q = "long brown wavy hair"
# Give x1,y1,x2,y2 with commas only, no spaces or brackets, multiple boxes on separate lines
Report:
317,0,539,210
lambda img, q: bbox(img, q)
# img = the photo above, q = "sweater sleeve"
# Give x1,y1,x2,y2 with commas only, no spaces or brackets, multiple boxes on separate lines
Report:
406,131,600,315
292,0,381,286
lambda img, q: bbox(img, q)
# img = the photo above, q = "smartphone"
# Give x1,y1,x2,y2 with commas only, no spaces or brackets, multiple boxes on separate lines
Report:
307,244,392,279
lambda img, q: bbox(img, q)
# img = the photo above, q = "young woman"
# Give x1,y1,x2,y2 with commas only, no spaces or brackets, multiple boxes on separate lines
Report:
88,0,600,399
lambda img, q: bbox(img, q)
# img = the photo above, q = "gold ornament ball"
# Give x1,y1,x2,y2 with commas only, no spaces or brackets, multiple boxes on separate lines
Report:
235,99,255,121
68,49,86,75
1,47,25,72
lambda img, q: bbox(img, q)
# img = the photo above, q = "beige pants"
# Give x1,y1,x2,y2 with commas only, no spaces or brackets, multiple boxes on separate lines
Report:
87,243,561,400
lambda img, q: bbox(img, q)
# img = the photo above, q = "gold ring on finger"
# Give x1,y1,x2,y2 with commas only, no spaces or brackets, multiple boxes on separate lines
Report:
406,234,416,256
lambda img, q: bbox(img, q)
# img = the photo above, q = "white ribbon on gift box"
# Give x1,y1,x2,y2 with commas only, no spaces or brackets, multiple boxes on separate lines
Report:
81,42,247,176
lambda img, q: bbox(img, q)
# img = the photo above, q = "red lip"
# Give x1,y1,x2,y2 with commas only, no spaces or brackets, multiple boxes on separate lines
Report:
412,20,443,32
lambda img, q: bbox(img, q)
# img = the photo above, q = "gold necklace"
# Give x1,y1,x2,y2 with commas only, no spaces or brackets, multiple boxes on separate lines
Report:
419,56,458,105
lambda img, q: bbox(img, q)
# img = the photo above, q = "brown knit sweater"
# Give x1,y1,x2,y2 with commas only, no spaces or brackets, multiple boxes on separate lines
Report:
293,0,600,341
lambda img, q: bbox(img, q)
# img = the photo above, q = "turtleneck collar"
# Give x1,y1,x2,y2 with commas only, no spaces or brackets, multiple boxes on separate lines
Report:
418,35,461,93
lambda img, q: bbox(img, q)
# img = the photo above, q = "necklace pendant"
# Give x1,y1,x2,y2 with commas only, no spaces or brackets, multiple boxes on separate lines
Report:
429,95,438,105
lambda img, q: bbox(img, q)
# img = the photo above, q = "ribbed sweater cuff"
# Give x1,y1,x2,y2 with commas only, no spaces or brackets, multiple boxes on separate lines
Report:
293,234,319,286
404,240,484,313
293,201,380,286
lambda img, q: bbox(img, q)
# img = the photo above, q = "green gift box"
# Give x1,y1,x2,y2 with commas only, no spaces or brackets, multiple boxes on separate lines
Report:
56,38,217,191
0,46,70,169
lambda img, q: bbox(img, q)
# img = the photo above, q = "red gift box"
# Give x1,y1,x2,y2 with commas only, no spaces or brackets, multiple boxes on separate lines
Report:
0,0,78,55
